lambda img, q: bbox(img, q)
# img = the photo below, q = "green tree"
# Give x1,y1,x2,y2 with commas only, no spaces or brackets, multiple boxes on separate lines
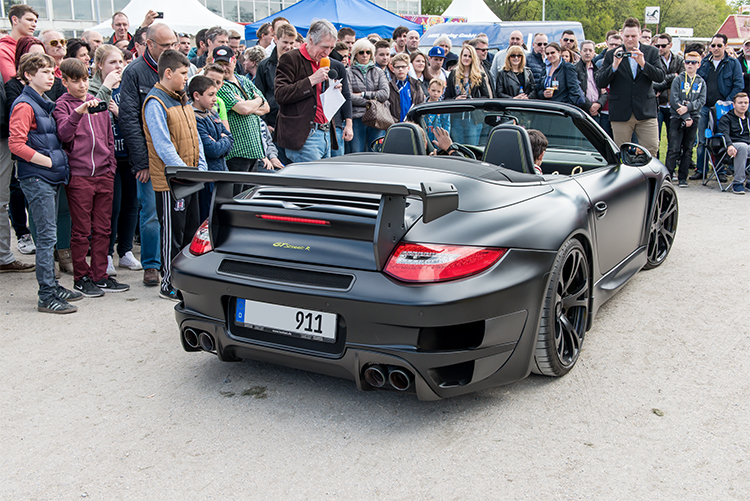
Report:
422,0,452,16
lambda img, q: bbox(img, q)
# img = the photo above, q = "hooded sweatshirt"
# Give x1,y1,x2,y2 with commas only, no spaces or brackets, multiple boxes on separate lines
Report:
53,91,116,177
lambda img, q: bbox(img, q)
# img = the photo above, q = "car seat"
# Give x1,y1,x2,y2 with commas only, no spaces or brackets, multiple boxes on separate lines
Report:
381,122,427,155
483,124,535,174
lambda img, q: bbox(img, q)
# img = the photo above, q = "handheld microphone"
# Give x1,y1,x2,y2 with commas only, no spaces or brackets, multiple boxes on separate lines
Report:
320,57,330,68
328,68,338,80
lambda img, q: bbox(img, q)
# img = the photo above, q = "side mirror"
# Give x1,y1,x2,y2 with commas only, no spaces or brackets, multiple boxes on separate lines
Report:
620,143,652,167
370,136,385,153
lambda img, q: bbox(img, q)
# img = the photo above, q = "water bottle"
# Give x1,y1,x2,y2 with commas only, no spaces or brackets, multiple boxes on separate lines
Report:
519,86,524,95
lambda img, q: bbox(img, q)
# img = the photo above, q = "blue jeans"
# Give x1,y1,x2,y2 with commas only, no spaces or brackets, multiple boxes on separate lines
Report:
285,128,331,163
450,113,481,145
137,176,160,270
348,118,385,153
331,126,345,157
600,112,613,139
19,177,59,302
696,106,711,174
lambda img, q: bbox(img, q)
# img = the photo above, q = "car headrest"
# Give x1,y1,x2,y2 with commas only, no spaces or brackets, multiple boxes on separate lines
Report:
381,122,427,155
483,124,535,174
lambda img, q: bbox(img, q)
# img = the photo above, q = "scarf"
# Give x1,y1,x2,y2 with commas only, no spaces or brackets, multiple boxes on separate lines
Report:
352,60,375,76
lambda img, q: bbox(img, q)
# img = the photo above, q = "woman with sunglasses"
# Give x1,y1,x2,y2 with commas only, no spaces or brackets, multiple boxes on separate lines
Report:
537,42,583,106
496,46,536,99
409,51,432,96
347,38,389,153
444,44,490,145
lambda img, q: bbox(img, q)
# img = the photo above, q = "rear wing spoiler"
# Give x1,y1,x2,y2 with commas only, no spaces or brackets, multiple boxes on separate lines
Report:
165,167,459,268
165,167,459,224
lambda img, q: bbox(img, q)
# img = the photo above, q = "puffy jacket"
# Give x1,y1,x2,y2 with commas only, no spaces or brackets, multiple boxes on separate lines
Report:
194,107,234,172
495,67,537,99
348,64,389,119
10,86,69,184
526,50,546,87
119,49,159,175
255,47,280,127
53,91,116,178
697,54,743,103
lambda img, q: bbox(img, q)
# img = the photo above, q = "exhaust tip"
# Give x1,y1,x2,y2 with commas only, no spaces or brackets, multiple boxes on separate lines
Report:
389,368,412,391
199,332,215,352
183,328,200,349
363,365,387,388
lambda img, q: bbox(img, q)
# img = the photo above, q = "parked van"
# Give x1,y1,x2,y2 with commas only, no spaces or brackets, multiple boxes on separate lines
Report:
419,21,585,53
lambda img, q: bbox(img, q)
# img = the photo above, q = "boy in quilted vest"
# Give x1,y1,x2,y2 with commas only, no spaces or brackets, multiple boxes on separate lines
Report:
143,49,206,301
8,53,82,313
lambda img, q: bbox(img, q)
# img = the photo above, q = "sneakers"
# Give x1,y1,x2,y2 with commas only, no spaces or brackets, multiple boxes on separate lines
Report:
159,284,181,302
17,234,35,254
671,172,678,182
94,277,130,292
38,296,77,314
118,251,142,270
55,285,83,302
143,268,160,286
0,260,35,273
74,276,105,297
732,183,746,195
678,179,688,188
107,255,117,276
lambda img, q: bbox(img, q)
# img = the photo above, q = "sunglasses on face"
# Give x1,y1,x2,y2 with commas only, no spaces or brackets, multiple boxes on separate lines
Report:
48,39,67,48
562,38,573,43
509,54,522,58
684,60,700,65
535,42,548,46
475,47,488,52
711,44,724,48
654,44,667,48
358,50,371,55
177,33,189,38
545,51,557,56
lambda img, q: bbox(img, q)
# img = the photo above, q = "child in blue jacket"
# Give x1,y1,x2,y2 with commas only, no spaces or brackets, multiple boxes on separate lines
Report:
189,75,234,221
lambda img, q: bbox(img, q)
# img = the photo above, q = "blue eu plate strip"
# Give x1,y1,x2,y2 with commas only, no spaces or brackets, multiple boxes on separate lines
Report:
235,298,245,323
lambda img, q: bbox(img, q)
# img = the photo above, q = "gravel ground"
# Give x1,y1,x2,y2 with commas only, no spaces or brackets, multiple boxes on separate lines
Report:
1,182,748,500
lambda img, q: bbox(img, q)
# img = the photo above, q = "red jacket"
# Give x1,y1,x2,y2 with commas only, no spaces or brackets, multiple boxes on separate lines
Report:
53,92,116,177
0,35,17,83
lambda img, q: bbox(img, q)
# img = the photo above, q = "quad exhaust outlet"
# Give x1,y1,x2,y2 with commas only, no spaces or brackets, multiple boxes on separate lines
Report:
363,364,413,391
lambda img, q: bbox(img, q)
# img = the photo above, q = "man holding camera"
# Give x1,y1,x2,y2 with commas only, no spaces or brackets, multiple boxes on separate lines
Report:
596,17,665,157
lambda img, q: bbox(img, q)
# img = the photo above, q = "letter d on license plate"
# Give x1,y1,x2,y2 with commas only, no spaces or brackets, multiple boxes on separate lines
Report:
235,299,337,343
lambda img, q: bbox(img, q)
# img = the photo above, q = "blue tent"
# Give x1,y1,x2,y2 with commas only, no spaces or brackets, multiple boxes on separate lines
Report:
244,0,422,42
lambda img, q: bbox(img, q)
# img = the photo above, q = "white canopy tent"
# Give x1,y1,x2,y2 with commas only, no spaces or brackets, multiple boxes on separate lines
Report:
442,0,501,23
89,0,245,37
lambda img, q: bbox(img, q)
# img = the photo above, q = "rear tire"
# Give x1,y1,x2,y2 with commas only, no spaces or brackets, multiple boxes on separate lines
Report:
533,238,590,377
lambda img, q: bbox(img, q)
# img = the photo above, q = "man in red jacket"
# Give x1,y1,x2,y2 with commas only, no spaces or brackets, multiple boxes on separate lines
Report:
0,4,38,83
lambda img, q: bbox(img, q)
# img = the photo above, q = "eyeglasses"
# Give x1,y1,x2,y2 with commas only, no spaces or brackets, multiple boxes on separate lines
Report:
684,60,700,65
535,42,548,47
48,39,67,48
562,38,574,43
392,65,408,70
654,44,667,48
711,44,724,48
150,39,179,49
509,54,522,58
357,50,371,55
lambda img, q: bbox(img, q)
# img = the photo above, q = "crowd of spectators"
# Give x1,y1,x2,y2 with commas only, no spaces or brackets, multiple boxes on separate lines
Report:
1,5,748,314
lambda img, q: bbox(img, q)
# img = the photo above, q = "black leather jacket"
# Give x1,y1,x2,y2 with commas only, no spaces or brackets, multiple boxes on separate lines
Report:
653,53,685,106
255,47,279,128
119,49,160,175
495,67,537,99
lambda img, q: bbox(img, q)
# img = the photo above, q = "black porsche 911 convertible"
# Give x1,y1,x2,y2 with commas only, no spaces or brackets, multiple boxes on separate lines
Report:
166,99,678,400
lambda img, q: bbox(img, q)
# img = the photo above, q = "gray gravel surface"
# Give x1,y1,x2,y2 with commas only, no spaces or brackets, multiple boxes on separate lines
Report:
1,183,748,500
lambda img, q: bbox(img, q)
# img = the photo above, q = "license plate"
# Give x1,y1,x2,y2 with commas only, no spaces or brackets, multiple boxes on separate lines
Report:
235,299,337,343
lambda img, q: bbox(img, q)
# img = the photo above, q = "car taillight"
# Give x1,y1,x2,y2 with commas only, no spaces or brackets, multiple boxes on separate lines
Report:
189,220,212,256
384,243,507,283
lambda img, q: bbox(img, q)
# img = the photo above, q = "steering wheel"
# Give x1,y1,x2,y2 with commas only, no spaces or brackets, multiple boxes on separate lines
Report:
437,144,476,159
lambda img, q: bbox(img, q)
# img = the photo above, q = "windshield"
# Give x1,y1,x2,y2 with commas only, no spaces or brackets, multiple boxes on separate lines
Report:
414,107,600,153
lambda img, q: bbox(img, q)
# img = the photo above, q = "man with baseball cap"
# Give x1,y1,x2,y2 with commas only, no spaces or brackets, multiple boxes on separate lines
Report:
427,46,449,83
213,45,269,177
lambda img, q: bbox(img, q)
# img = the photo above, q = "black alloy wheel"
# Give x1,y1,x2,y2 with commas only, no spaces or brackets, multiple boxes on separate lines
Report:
534,238,590,377
644,182,678,270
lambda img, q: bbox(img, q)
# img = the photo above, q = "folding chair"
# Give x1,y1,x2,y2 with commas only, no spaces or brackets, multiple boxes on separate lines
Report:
702,102,733,192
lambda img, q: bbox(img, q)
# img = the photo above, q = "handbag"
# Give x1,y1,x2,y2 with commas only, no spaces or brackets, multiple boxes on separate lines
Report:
362,99,395,130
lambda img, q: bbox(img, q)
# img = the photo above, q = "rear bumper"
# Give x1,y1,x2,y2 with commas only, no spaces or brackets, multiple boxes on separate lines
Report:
172,247,556,400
